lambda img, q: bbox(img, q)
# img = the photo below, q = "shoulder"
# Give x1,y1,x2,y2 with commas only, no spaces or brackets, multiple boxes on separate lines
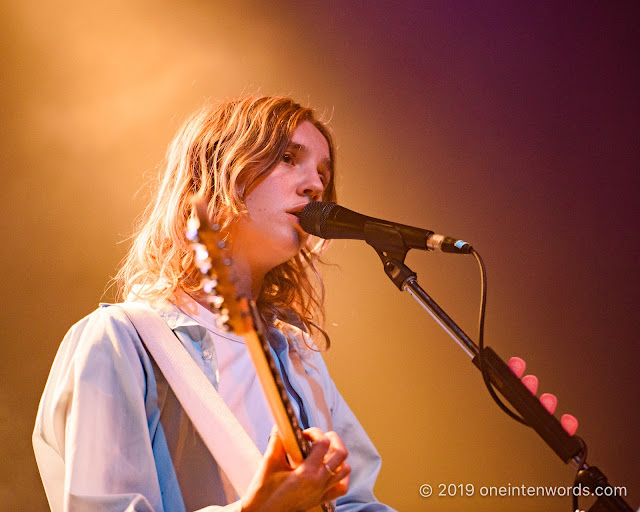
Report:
67,304,141,352
65,303,137,338
56,304,153,390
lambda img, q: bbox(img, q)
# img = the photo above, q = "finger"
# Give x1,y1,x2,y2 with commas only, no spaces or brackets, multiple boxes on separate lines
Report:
301,428,331,466
324,431,347,453
302,426,328,443
263,425,291,471
325,460,351,488
321,431,348,472
322,471,351,502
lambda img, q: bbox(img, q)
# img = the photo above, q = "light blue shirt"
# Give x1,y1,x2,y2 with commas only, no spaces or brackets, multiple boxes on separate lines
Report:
33,298,395,511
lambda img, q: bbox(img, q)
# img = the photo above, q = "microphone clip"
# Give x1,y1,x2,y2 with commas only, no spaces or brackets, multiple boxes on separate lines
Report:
364,222,417,291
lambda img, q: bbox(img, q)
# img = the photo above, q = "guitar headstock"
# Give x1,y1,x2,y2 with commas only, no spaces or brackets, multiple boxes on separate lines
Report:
186,199,253,335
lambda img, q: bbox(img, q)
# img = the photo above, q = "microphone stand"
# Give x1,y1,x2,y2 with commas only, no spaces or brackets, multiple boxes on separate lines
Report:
363,223,634,512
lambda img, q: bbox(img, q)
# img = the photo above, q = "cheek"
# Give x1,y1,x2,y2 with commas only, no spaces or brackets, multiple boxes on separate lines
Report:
244,194,281,235
245,198,271,223
244,187,269,217
244,174,280,214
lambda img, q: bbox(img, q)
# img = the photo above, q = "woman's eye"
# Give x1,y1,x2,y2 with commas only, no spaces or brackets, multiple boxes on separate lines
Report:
282,153,293,164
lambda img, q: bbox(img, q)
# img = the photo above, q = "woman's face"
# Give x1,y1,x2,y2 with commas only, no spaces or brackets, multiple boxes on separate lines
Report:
232,120,332,277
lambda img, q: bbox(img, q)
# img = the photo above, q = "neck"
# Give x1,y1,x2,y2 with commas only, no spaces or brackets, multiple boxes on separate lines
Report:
230,250,267,299
220,221,272,299
190,255,267,314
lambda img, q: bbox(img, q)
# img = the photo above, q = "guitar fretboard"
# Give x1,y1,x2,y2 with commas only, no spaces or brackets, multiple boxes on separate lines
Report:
246,302,311,457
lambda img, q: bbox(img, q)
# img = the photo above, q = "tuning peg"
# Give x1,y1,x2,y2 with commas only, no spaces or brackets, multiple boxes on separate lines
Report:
217,313,230,328
195,244,209,262
561,414,578,436
539,393,558,414
206,294,224,309
202,278,218,294
215,316,230,332
508,357,526,378
521,375,538,395
186,217,201,237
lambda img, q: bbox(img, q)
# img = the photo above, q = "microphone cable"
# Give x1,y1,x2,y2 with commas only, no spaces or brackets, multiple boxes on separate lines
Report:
472,248,527,425
472,248,589,512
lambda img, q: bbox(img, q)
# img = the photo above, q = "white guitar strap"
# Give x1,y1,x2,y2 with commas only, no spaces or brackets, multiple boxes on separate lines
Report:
119,302,262,498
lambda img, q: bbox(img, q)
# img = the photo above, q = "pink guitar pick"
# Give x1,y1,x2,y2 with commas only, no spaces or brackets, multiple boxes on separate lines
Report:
508,357,526,378
539,393,557,414
521,375,538,395
561,414,578,436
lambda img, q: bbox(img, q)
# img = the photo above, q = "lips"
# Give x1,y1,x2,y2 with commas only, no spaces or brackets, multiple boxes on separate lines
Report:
286,204,308,217
286,212,301,225
285,205,308,231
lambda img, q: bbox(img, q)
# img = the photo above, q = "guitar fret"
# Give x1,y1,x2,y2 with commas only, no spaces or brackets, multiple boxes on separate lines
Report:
257,326,311,456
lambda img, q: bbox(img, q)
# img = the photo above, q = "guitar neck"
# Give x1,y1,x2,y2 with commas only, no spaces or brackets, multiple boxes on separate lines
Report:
241,301,334,512
240,300,310,463
187,203,334,511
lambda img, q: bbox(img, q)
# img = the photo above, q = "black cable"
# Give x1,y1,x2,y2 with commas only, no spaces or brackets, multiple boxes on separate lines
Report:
472,249,589,512
472,248,528,425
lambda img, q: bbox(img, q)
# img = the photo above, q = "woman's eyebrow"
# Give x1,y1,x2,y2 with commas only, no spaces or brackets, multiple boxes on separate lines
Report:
287,142,331,169
286,141,304,155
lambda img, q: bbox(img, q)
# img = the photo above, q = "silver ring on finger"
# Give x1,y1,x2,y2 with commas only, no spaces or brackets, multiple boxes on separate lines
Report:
324,463,336,477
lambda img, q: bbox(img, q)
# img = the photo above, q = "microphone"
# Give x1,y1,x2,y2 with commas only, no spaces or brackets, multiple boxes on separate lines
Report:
294,202,472,254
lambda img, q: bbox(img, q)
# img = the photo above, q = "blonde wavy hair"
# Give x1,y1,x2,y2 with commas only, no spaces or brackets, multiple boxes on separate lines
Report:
116,96,337,346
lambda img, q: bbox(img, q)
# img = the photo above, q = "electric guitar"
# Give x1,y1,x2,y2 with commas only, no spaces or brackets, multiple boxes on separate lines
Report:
186,199,334,512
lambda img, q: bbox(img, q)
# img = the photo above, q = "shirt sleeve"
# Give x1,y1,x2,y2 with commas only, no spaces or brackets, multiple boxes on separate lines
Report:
310,352,398,512
34,306,168,511
33,306,244,512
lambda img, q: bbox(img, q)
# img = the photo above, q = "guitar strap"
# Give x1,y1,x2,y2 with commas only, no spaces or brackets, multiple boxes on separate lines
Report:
119,302,262,498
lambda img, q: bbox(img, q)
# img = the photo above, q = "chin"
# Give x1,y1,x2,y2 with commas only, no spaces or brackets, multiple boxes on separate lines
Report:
279,244,303,265
256,240,300,271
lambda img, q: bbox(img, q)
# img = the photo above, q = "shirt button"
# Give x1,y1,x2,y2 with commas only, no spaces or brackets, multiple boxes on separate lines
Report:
202,349,212,360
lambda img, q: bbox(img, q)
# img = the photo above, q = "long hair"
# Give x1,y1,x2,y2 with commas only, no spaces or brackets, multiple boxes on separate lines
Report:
116,96,337,347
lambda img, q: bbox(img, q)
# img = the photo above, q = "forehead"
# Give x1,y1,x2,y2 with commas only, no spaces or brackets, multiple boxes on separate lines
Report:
289,121,331,161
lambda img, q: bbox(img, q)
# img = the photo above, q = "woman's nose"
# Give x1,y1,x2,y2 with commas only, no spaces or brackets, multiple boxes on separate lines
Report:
298,167,325,201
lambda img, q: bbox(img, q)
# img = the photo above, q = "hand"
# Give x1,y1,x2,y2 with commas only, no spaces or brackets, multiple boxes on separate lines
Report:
241,426,351,512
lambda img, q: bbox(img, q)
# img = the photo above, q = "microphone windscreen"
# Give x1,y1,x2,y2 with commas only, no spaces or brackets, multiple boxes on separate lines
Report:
296,201,336,238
